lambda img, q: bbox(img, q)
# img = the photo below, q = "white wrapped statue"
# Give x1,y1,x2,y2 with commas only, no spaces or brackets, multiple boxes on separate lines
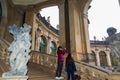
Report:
2,23,31,76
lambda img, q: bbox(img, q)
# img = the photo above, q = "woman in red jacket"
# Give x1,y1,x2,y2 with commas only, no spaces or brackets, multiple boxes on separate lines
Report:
55,46,66,79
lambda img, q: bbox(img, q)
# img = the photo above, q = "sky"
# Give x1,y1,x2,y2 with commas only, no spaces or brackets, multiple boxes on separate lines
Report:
40,0,120,40
40,6,59,28
88,0,120,40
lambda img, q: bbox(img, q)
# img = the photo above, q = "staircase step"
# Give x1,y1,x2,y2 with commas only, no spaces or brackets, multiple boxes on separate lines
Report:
0,62,65,80
27,63,56,80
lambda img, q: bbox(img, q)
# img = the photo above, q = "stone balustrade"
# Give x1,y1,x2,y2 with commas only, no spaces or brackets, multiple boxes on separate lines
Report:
29,51,120,80
1,50,120,80
75,61,111,80
29,51,57,70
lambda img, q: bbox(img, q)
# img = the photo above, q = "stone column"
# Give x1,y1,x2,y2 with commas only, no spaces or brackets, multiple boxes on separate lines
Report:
47,37,51,54
64,0,91,61
77,0,92,61
68,0,83,61
25,9,36,50
95,50,100,66
37,28,42,51
58,0,91,61
37,37,40,51
35,34,39,51
58,0,66,48
106,51,112,67
35,25,39,51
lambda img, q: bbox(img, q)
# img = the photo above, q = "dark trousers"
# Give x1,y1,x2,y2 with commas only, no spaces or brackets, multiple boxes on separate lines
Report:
55,61,63,77
67,71,74,80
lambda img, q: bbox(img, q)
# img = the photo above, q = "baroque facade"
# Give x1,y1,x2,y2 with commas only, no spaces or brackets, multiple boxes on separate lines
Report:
35,12,118,69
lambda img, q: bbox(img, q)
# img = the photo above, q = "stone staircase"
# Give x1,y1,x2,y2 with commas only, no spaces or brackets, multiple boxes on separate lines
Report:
27,62,57,80
0,61,60,80
0,38,60,80
1,38,120,80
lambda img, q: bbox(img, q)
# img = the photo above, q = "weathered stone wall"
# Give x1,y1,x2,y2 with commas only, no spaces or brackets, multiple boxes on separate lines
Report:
0,0,24,43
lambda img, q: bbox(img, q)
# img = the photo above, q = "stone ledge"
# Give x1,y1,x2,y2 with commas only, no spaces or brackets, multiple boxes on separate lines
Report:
0,76,28,80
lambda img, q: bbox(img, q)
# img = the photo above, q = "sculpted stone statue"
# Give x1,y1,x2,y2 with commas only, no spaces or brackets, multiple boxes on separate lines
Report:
107,27,117,37
106,27,120,66
2,23,31,76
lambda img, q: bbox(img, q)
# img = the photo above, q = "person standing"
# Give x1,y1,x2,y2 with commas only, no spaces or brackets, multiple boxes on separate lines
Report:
65,53,76,80
55,46,66,79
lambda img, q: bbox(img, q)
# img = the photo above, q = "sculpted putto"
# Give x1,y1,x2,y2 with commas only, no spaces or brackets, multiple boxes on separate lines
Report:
2,23,31,76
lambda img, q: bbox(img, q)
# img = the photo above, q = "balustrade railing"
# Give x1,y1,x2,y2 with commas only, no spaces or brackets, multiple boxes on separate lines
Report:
30,51,115,80
75,61,112,80
0,50,118,80
29,51,57,69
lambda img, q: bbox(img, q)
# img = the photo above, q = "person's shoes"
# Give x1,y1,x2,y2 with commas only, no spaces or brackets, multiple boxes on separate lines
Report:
55,77,59,79
55,76,64,80
59,76,64,79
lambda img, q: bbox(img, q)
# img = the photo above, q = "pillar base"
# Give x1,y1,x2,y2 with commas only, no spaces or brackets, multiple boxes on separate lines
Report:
1,76,28,80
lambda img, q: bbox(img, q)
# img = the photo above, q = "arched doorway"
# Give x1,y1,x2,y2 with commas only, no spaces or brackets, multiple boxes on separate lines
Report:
50,41,57,55
39,35,47,64
99,51,107,67
90,51,97,66
50,41,57,67
39,35,47,53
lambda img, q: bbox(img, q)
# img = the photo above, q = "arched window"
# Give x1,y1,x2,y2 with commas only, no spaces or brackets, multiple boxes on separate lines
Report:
39,36,47,53
90,51,97,66
99,51,107,67
90,53,96,61
50,41,56,55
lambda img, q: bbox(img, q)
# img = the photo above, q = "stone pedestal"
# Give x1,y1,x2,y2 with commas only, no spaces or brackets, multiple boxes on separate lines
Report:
1,76,28,80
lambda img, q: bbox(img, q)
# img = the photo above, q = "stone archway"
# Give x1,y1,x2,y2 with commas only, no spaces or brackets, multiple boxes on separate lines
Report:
14,0,93,62
35,0,92,62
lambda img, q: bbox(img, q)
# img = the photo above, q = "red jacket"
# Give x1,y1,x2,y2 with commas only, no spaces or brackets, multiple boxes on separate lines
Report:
57,49,66,61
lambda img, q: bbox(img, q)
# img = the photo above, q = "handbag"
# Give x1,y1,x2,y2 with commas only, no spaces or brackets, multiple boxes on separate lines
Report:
74,72,81,80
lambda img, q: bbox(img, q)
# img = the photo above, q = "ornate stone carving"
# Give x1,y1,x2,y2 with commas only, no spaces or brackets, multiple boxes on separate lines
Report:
2,23,31,76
